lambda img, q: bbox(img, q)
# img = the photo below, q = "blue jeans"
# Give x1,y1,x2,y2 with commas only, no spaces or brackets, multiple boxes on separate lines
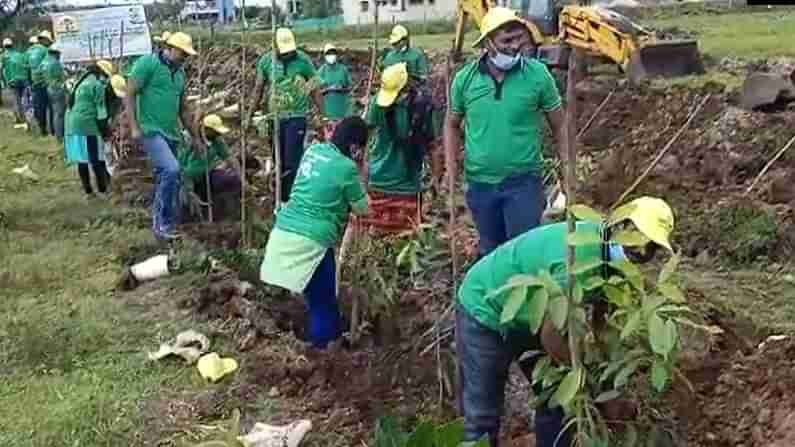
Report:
32,84,49,136
465,172,546,257
12,81,26,121
278,116,307,203
141,134,181,239
456,306,572,447
304,249,342,348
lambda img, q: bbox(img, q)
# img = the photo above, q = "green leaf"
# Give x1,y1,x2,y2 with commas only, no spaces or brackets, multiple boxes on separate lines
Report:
433,421,465,447
623,425,639,447
621,311,642,340
594,389,621,403
648,314,676,358
609,260,644,291
532,356,552,385
583,276,606,291
405,421,434,447
614,359,642,388
567,231,602,246
643,295,667,316
500,286,527,324
600,359,626,383
658,252,680,284
658,282,686,303
607,202,638,226
573,283,584,304
656,305,691,314
651,360,669,392
552,368,582,407
569,204,605,223
527,287,549,333
538,270,564,297
572,258,604,275
548,295,569,330
604,284,630,307
610,230,649,247
487,274,544,299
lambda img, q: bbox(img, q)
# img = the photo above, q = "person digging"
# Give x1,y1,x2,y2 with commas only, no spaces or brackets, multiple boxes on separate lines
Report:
456,196,675,447
177,114,241,221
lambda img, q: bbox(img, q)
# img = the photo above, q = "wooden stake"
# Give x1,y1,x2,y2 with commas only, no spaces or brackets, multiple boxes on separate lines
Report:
610,94,711,209
577,89,614,139
271,0,282,214
564,49,583,444
240,0,250,247
197,36,214,223
745,134,795,196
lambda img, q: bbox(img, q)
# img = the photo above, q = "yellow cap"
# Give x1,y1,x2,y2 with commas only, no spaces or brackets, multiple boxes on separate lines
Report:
323,43,336,54
110,75,127,98
617,196,675,251
38,30,53,42
197,352,238,382
389,25,409,44
29,36,38,44
203,114,230,134
3,38,12,46
96,59,114,77
166,31,197,56
153,31,172,43
472,7,526,47
377,62,408,107
275,28,296,54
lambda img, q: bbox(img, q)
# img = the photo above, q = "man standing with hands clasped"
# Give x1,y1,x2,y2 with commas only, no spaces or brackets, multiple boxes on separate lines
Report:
124,32,202,241
444,7,568,258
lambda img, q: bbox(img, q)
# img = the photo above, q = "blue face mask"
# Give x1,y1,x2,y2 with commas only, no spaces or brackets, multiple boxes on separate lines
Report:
489,50,521,71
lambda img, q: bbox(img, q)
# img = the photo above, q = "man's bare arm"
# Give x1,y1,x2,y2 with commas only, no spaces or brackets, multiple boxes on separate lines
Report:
123,78,142,140
443,111,464,189
545,107,569,163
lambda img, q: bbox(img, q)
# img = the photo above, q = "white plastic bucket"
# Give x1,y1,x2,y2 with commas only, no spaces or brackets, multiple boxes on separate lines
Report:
130,255,170,282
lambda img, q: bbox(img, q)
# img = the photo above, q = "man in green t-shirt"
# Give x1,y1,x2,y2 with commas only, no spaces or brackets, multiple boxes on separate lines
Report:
456,197,675,447
318,43,352,121
124,31,201,241
2,38,28,123
42,42,65,140
248,27,323,205
383,25,430,83
444,7,568,259
28,31,53,136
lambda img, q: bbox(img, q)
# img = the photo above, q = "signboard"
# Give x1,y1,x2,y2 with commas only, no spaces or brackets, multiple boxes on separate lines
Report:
51,5,152,63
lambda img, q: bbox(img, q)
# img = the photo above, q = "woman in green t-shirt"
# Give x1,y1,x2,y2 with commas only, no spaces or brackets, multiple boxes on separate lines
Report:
318,43,353,138
260,116,370,349
63,60,120,198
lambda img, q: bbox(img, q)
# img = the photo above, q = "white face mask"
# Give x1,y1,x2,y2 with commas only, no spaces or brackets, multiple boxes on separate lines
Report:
325,54,337,64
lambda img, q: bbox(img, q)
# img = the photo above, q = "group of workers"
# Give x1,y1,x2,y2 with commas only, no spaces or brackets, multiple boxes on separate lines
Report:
2,8,678,447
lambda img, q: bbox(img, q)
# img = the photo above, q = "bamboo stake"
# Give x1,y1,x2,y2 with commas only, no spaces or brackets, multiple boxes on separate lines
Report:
563,49,584,445
576,89,614,140
343,0,379,345
271,0,282,214
745,134,795,196
240,0,250,247
610,94,710,209
197,36,214,223
441,53,455,407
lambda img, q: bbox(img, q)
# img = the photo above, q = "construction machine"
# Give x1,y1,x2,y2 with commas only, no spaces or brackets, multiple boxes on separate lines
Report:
452,0,705,83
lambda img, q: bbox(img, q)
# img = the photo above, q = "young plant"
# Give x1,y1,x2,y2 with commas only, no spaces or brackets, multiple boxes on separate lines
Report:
395,224,450,287
493,201,700,446
373,416,489,447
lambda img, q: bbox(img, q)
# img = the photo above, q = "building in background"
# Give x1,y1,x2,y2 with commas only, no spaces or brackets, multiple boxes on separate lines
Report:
340,0,455,25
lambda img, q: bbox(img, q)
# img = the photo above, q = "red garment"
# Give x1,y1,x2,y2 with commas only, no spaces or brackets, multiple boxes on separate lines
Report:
359,190,420,234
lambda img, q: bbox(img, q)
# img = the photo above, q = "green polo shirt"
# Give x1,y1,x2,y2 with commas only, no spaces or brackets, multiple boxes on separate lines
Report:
41,54,65,94
129,53,186,142
256,50,317,117
450,57,562,185
68,73,108,136
4,49,28,83
365,97,426,195
27,44,48,86
458,222,604,332
318,62,352,119
275,142,367,247
177,138,229,179
383,47,429,80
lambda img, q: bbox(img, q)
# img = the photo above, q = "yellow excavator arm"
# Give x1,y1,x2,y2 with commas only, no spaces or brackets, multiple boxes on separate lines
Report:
451,0,703,83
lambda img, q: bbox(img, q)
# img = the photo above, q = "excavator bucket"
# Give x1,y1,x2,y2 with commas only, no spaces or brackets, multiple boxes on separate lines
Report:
626,39,705,85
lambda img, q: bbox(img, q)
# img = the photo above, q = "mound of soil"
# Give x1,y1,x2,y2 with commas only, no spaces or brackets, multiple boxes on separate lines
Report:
685,337,795,447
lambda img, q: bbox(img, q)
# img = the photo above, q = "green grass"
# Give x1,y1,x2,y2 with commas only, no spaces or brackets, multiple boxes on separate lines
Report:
645,7,795,60
0,114,217,446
